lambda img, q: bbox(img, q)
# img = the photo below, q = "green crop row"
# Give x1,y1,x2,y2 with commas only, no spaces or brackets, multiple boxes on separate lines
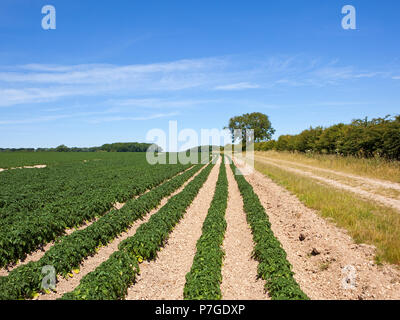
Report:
0,164,202,300
0,157,189,268
184,156,228,300
0,153,182,220
61,161,215,300
62,251,140,300
230,160,309,300
118,161,214,261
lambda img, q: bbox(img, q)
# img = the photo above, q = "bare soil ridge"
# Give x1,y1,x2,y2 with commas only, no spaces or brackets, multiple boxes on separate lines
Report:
0,165,47,172
220,161,268,300
125,159,221,300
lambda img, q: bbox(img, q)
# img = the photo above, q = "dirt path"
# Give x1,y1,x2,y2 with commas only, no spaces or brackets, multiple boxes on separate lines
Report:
255,155,400,191
0,165,47,173
37,165,204,300
0,168,193,277
220,162,268,300
242,163,400,300
125,160,221,300
254,157,400,212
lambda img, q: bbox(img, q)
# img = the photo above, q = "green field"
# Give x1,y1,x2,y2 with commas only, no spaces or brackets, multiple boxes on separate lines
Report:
0,152,193,267
1,150,398,300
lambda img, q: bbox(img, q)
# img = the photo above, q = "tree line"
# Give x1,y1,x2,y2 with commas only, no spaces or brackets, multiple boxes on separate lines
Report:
0,142,161,153
255,115,400,160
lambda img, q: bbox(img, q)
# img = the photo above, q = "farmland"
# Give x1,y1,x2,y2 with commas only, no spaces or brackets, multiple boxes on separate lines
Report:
0,151,399,300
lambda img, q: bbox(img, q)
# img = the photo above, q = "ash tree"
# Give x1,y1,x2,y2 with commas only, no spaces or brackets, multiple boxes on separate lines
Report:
225,112,275,144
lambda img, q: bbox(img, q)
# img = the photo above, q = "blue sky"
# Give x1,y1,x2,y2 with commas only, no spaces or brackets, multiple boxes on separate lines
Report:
0,0,399,149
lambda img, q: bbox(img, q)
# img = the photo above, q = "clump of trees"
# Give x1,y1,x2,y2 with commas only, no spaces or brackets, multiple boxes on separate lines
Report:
1,142,161,153
224,112,275,149
255,115,400,160
225,112,275,143
97,142,160,152
0,148,35,152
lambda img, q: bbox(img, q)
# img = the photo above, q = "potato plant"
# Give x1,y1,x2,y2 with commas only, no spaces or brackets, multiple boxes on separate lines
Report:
230,160,308,300
184,156,228,300
61,161,215,300
0,164,202,300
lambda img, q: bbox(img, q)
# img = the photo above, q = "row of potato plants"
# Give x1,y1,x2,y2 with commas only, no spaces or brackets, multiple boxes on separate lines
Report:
0,158,188,268
0,164,202,300
0,153,183,215
61,161,215,300
62,250,140,300
229,160,308,300
0,155,154,221
183,156,228,300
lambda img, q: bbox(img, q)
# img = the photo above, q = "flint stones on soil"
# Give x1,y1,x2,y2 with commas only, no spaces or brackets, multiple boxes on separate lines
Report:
311,248,321,256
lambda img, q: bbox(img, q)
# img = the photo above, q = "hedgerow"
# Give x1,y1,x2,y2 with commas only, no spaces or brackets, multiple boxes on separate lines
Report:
256,114,400,160
230,159,308,300
183,156,228,300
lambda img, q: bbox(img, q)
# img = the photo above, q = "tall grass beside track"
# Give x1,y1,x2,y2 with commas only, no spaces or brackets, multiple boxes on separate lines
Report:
255,161,400,265
255,151,400,183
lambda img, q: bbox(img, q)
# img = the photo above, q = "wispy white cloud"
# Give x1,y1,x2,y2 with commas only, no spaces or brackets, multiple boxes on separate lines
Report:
0,107,174,125
214,82,260,91
0,58,226,107
107,98,221,109
308,67,390,84
0,114,71,125
0,55,395,110
88,112,179,124
18,63,112,73
1,58,224,85
304,101,371,107
0,86,100,107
